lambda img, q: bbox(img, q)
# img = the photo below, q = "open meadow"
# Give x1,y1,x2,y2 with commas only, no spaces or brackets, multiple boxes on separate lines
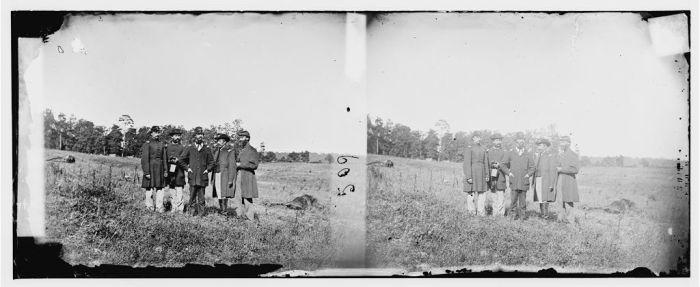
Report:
366,154,690,275
42,149,340,271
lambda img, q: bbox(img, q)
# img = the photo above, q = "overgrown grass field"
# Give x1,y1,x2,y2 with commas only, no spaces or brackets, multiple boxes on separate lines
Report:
366,154,690,275
44,149,335,270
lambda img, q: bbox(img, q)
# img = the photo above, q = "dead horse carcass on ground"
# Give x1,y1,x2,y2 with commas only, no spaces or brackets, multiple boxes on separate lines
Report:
367,159,394,168
269,194,319,210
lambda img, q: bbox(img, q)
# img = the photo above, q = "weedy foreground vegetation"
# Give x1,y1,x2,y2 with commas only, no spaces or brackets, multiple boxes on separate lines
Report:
44,149,335,270
367,155,689,275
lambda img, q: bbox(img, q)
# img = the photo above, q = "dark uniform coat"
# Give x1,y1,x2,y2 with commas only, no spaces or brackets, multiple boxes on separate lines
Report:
237,144,259,198
556,149,580,202
141,140,167,189
177,144,214,187
165,143,186,187
503,147,535,191
463,144,489,192
533,150,558,202
212,145,238,198
487,146,509,190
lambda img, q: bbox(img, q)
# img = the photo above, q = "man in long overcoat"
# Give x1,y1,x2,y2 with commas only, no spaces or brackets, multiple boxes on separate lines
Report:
463,132,490,216
141,126,168,212
555,136,580,223
532,138,558,219
177,127,214,216
487,133,508,216
165,129,186,213
503,133,535,220
212,133,238,215
236,130,259,220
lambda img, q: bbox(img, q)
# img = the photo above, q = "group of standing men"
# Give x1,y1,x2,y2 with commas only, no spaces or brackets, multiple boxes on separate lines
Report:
140,126,260,220
463,132,580,223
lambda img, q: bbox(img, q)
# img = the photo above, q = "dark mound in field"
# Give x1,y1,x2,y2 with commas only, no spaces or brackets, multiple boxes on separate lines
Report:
46,155,76,163
367,160,394,168
287,194,318,210
605,198,635,214
272,194,319,210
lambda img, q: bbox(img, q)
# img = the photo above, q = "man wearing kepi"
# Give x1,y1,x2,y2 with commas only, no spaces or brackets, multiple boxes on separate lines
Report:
236,130,259,220
141,126,168,212
178,127,214,217
212,133,238,215
165,129,186,213
532,138,557,219
555,136,580,223
463,132,490,216
504,133,535,220
487,133,508,217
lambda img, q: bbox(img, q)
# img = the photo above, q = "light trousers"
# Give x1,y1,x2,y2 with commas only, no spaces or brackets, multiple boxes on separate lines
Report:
144,189,154,210
169,186,185,213
145,188,168,212
466,191,487,216
557,201,576,223
533,177,545,203
214,173,223,200
241,198,255,220
488,189,506,216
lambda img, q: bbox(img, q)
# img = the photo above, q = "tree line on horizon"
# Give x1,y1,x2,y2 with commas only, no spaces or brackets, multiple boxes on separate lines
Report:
42,109,332,164
366,115,677,168
366,115,562,162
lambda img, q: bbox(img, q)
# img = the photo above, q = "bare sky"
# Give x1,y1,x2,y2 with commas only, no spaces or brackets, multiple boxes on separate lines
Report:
28,12,690,158
368,13,689,159
35,13,364,154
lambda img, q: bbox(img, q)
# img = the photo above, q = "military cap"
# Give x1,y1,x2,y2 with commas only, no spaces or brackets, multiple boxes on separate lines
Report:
150,126,161,133
514,132,526,140
560,135,571,143
215,133,231,142
169,128,183,135
193,126,204,135
471,131,482,138
490,133,503,140
237,130,250,137
535,138,551,146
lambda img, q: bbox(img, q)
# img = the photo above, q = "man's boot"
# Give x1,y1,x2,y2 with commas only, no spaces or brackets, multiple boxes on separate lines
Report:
222,199,229,215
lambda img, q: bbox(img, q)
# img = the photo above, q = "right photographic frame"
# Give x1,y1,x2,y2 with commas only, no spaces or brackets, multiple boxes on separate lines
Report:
366,12,690,276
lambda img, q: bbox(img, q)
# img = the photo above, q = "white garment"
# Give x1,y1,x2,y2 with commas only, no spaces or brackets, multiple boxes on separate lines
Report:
534,177,545,203
214,172,223,200
488,190,505,216
170,186,185,213
242,199,255,220
144,189,154,210
466,191,487,216
155,189,166,212
466,192,476,215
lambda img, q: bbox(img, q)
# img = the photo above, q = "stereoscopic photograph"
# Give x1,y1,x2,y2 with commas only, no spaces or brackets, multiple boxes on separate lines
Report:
7,4,694,282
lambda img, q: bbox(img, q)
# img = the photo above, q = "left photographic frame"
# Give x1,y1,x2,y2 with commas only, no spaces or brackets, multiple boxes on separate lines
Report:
12,11,368,278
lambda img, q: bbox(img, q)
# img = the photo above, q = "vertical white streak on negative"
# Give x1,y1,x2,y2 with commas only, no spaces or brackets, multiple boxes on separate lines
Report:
343,12,368,156
326,12,367,268
18,38,46,237
345,13,366,83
